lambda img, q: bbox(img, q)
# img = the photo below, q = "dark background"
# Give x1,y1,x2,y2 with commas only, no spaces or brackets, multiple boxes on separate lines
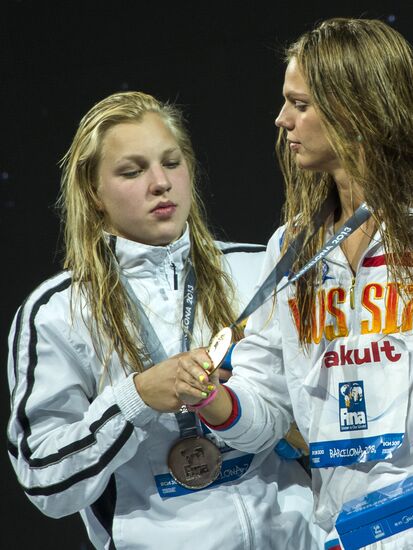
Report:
1,1,410,548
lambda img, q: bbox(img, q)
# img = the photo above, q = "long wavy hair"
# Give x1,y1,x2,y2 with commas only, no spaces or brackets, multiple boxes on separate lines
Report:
276,18,413,345
58,91,242,373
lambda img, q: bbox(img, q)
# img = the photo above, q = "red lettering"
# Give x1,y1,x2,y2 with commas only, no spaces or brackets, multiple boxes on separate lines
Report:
361,283,383,334
354,348,372,365
311,290,326,344
384,282,399,334
339,345,354,365
321,340,401,368
371,341,380,362
324,351,339,368
325,288,348,340
380,340,402,362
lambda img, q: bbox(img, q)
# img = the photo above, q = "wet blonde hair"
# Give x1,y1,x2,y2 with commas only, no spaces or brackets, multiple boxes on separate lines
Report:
58,91,242,373
276,18,413,344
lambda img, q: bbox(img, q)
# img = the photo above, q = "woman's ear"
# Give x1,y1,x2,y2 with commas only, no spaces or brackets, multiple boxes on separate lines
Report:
91,187,105,212
94,197,105,212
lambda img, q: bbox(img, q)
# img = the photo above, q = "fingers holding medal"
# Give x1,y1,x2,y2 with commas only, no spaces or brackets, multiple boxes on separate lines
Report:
175,328,233,406
175,349,216,405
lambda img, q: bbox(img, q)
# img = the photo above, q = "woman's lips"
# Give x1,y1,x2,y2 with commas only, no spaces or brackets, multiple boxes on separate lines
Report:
151,204,177,218
289,141,301,152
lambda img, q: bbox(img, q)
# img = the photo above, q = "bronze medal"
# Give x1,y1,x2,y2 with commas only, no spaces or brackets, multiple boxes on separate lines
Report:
167,436,222,489
206,327,232,374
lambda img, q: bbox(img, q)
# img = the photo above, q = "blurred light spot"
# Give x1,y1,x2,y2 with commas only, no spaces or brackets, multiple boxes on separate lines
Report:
387,14,396,23
1,171,9,181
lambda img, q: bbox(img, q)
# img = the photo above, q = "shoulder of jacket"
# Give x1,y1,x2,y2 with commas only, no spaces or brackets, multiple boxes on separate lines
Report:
267,225,288,255
20,270,72,313
214,241,267,255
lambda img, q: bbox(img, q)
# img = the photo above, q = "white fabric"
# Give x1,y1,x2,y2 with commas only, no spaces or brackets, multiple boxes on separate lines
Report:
7,227,323,550
215,223,413,549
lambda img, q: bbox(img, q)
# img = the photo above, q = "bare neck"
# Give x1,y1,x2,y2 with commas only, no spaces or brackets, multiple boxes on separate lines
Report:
333,169,365,224
332,170,375,274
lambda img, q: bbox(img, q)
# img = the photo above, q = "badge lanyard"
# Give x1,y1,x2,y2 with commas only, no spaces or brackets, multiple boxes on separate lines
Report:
230,200,372,329
120,263,200,439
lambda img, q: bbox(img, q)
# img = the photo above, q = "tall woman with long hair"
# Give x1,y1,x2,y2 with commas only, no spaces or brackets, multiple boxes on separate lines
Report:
175,18,413,549
7,91,322,549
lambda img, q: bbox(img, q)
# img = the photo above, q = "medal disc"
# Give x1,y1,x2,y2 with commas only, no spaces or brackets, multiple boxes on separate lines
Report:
168,436,222,489
206,327,232,374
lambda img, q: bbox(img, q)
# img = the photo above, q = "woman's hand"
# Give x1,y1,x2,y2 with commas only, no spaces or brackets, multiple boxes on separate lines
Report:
134,353,189,412
133,350,219,412
175,348,219,406
174,348,233,426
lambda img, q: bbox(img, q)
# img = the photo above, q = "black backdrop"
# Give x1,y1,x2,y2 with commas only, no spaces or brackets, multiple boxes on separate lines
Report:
1,1,411,548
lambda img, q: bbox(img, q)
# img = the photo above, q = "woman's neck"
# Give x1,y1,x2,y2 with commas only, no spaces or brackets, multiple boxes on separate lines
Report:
332,169,375,274
333,169,365,224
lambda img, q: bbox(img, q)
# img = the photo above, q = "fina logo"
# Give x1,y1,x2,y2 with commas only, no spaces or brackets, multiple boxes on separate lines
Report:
339,380,368,432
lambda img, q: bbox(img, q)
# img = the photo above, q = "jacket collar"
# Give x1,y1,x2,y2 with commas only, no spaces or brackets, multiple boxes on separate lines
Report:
323,213,383,268
107,224,191,274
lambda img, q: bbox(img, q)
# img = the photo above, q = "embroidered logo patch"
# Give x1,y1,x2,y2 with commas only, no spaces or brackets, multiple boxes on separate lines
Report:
339,380,368,432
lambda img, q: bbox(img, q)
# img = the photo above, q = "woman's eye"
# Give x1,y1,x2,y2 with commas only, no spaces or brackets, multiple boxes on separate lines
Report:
164,160,180,169
121,169,142,178
295,102,308,112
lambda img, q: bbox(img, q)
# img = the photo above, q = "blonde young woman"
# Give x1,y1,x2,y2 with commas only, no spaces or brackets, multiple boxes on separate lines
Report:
7,92,322,549
175,18,413,549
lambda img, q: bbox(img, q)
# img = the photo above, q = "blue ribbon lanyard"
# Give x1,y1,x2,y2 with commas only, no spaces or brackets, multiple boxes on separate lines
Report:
231,200,371,328
120,262,200,438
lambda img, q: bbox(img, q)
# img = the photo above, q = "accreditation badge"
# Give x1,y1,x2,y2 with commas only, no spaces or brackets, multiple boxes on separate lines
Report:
304,333,409,468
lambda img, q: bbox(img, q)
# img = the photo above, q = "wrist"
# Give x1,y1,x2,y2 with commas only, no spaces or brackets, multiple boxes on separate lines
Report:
133,372,149,405
199,385,236,428
187,388,218,411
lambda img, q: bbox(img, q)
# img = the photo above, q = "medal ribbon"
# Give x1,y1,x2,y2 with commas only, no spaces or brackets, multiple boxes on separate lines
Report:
231,200,371,328
120,262,200,439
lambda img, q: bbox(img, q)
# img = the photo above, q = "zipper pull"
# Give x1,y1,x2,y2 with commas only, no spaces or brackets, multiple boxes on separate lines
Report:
171,261,178,290
166,246,178,290
349,276,355,309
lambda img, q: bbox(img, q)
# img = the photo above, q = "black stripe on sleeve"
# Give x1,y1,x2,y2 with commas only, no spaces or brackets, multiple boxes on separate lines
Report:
23,423,134,496
11,276,135,495
11,305,25,382
23,405,122,468
221,245,266,254
7,439,18,459
16,278,72,460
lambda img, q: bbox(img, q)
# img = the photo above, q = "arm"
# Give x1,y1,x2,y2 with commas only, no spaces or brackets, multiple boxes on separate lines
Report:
175,314,292,453
175,230,293,453
7,275,182,518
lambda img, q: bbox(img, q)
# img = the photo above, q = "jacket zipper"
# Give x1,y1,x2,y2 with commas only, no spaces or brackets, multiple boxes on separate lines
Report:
349,276,356,309
166,247,178,290
348,227,380,310
232,487,254,549
171,262,178,290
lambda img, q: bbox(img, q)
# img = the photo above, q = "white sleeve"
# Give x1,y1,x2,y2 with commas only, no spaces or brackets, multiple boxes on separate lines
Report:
209,229,293,452
7,279,159,519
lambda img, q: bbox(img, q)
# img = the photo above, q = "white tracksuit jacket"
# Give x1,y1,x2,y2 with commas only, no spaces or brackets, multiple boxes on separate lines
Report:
7,228,324,550
211,222,413,549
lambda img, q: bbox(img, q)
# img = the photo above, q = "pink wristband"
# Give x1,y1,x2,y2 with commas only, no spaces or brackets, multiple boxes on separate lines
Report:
187,389,218,412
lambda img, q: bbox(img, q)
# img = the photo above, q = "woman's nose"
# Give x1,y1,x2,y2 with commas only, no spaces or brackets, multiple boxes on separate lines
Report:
275,103,292,129
150,166,172,194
